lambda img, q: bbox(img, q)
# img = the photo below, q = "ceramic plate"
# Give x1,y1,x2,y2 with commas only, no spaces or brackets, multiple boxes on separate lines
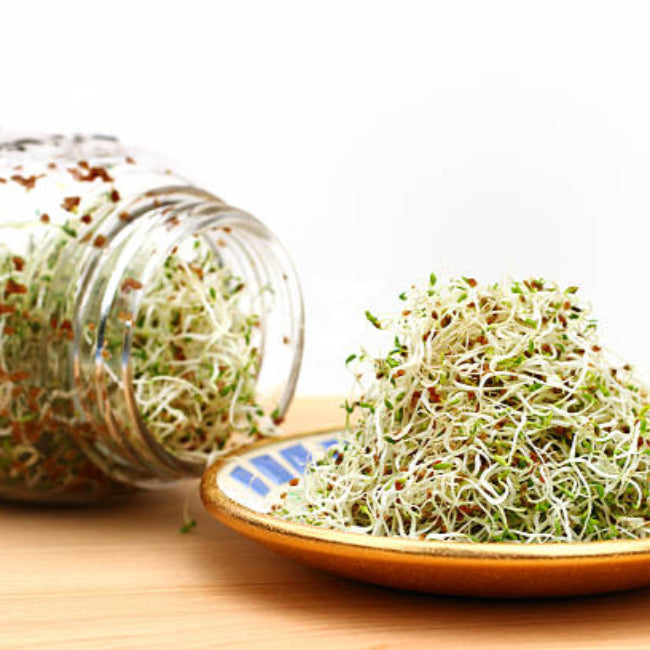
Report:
200,429,650,598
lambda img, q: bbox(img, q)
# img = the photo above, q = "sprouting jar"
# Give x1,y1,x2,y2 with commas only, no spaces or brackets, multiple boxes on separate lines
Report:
0,133,303,503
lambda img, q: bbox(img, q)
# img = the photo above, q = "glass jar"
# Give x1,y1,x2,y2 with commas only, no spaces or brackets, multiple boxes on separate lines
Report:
0,133,303,503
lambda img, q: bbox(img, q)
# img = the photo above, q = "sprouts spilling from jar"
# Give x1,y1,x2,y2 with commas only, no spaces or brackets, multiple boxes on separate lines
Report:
0,148,277,500
278,275,650,543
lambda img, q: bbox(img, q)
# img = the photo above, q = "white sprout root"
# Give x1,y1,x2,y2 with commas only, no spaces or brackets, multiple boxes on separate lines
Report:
278,276,650,543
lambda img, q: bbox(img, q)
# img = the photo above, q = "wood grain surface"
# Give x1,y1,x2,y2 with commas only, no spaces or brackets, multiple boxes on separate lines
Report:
2,396,650,649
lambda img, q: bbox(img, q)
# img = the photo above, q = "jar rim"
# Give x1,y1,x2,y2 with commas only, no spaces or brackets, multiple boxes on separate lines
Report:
74,186,304,483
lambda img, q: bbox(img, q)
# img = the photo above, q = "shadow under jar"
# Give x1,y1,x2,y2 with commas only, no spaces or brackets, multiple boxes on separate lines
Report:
0,133,303,503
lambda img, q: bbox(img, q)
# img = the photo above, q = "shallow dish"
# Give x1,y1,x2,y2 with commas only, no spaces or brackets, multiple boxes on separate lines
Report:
200,430,650,598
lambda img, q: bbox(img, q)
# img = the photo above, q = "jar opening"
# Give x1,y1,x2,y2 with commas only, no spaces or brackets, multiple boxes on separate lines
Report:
74,189,304,484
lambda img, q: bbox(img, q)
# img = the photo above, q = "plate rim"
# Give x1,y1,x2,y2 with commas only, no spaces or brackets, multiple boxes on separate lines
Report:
200,429,650,562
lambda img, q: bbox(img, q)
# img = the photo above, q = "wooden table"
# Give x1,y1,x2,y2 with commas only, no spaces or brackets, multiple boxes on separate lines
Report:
2,397,650,649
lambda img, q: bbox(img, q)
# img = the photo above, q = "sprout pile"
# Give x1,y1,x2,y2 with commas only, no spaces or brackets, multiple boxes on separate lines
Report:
278,275,650,543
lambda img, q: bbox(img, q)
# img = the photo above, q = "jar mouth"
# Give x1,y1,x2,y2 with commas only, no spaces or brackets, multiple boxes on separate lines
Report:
74,187,304,484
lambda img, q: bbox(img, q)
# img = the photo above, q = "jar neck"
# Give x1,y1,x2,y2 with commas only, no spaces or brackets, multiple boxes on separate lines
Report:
70,186,303,487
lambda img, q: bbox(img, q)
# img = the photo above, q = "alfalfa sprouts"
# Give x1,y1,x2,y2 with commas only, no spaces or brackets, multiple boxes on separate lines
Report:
128,237,275,461
0,157,276,499
278,275,650,543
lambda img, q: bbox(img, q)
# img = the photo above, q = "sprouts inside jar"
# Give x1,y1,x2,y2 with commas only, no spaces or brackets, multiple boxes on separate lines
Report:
0,153,278,499
278,275,650,543
127,237,274,461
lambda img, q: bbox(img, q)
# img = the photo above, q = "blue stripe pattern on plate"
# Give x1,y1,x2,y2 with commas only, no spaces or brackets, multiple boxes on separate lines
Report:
280,444,311,472
250,454,294,484
230,466,270,496
320,438,338,449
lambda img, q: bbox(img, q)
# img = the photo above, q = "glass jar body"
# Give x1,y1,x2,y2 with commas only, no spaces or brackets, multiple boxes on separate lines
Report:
0,134,303,503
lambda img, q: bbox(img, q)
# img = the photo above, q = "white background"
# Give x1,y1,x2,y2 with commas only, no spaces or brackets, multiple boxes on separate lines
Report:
1,1,650,394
